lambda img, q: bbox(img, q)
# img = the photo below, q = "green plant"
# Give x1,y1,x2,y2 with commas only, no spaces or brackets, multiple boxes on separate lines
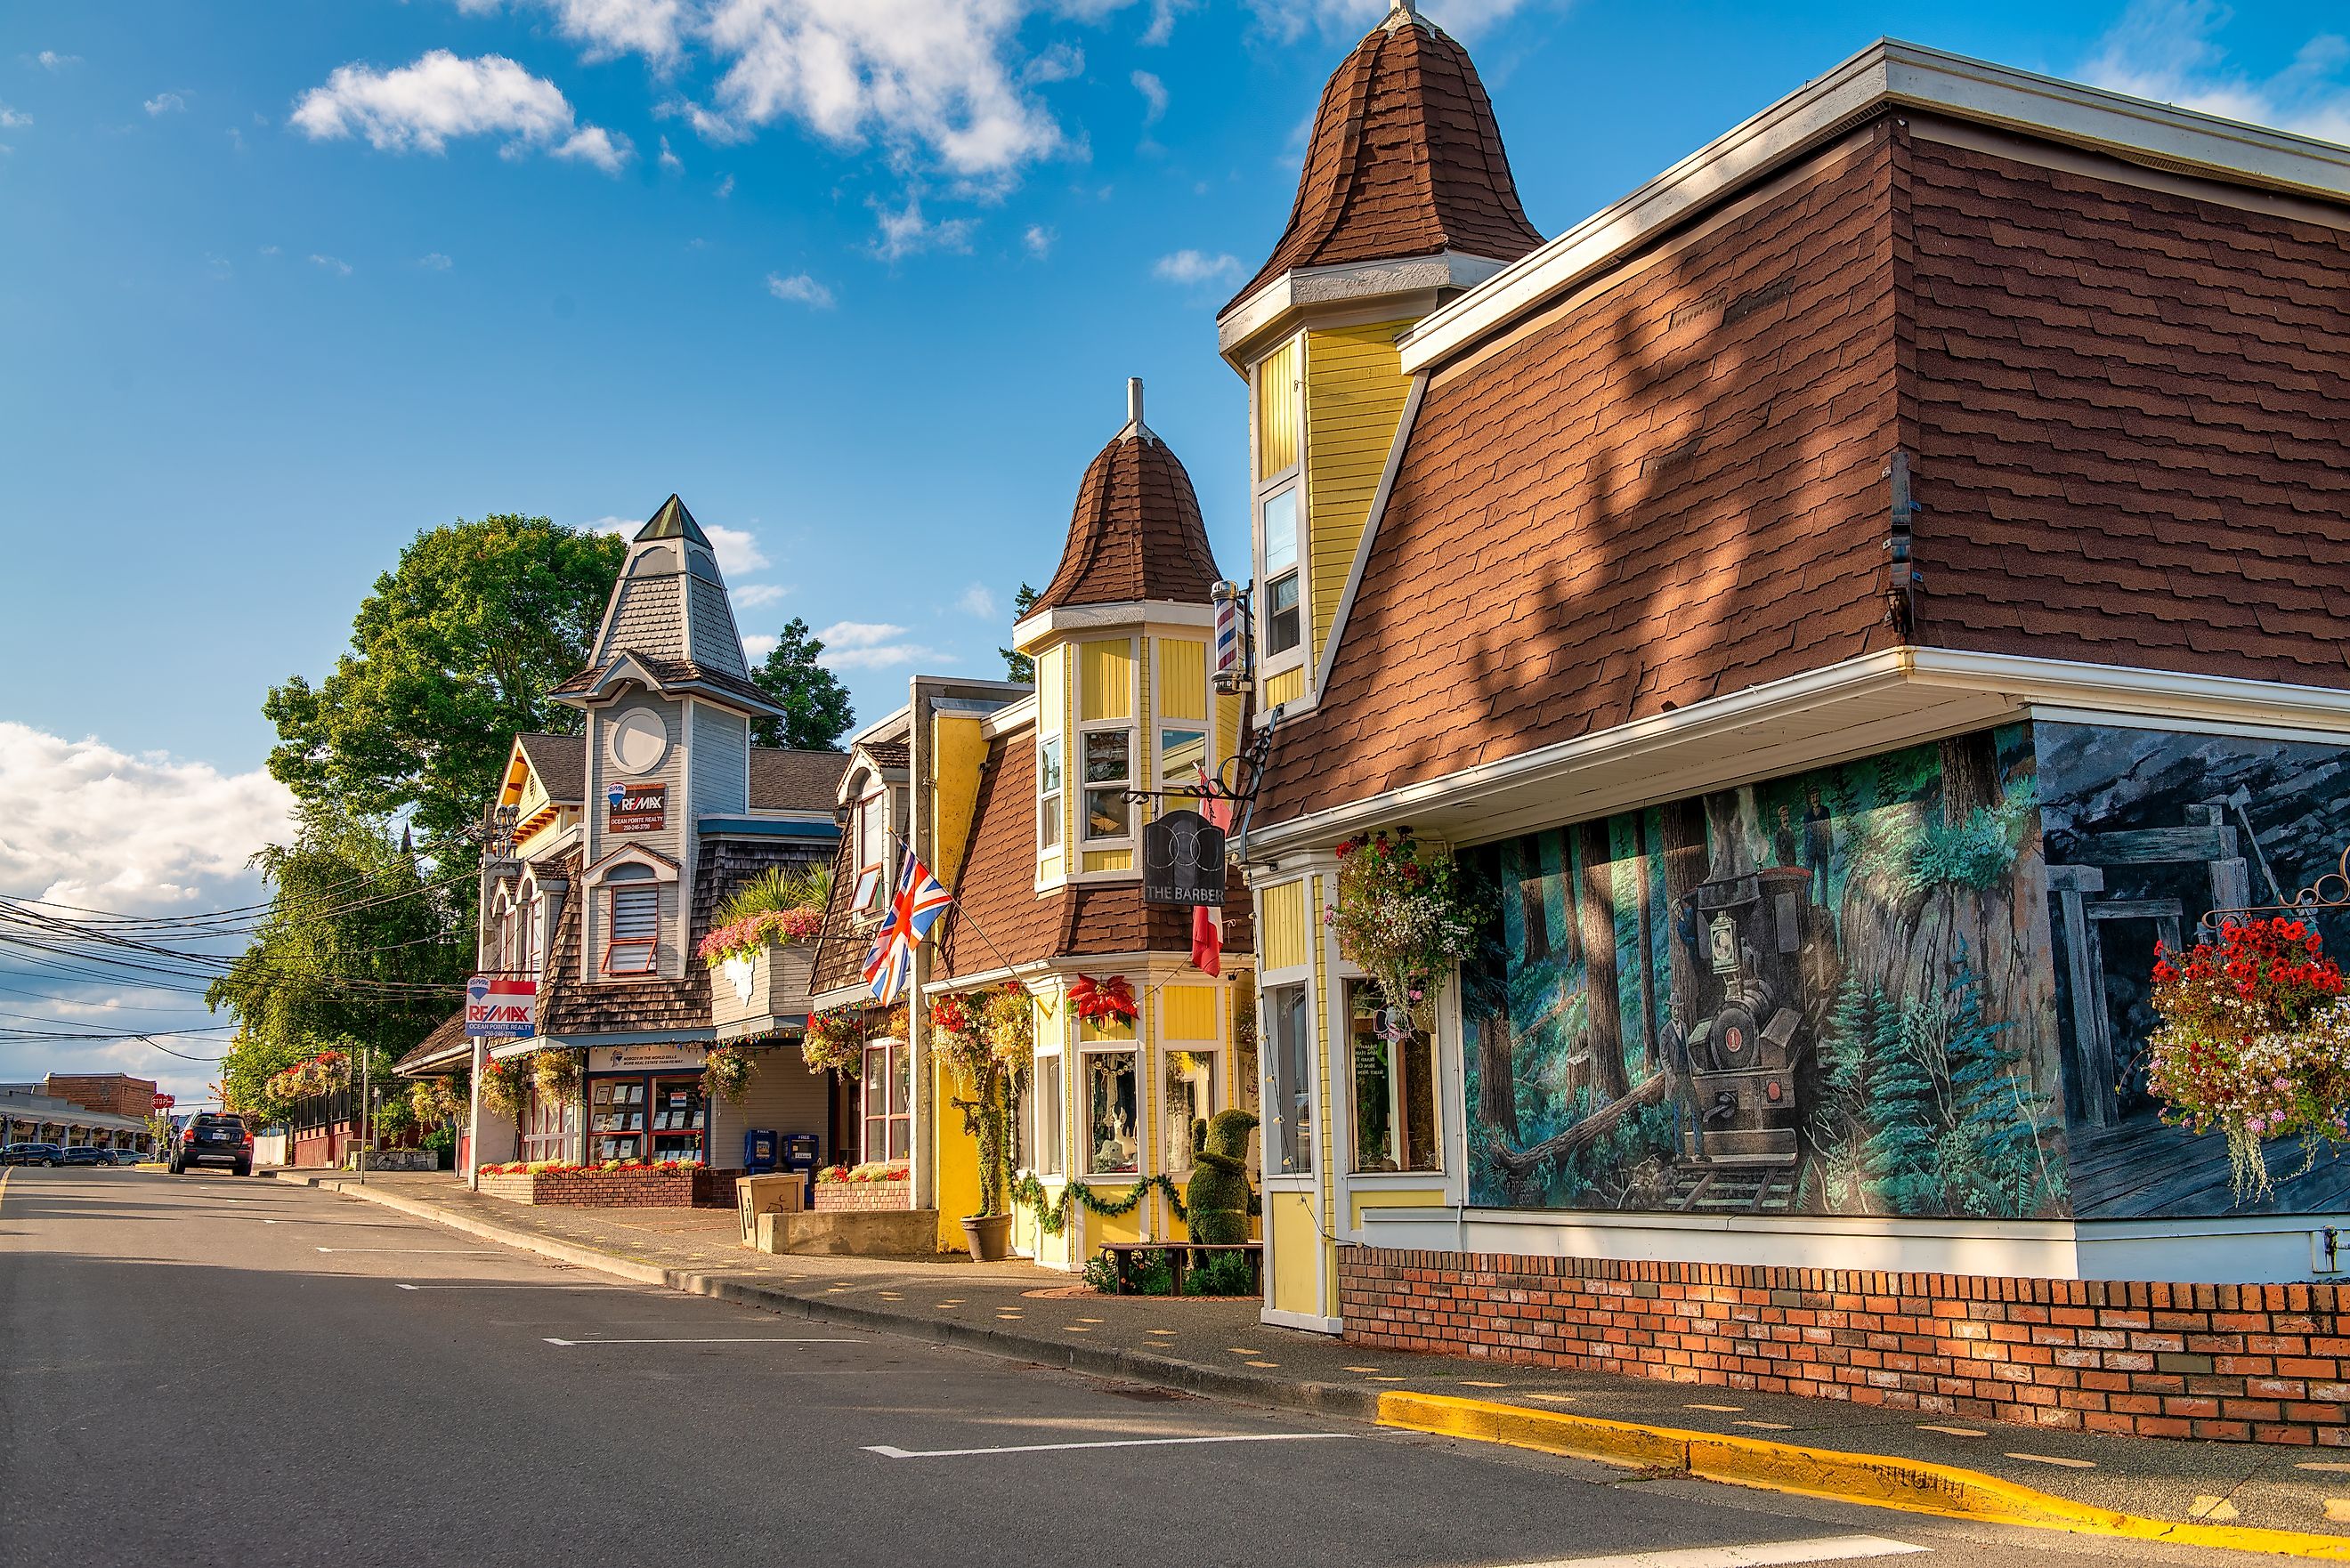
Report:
531,1047,579,1100
803,1008,864,1076
421,1125,455,1152
702,1044,754,1103
1183,1109,1259,1245
718,864,833,926
1181,1249,1260,1297
1080,1253,1122,1293
479,1056,527,1119
1327,827,1479,1017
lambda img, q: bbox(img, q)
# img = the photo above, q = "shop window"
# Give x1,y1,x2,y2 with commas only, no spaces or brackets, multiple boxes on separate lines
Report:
1033,1054,1065,1176
1347,979,1438,1173
1266,981,1313,1176
589,1078,645,1162
1084,1050,1139,1175
1082,730,1131,844
648,1076,706,1164
1038,735,1064,853
1162,1049,1217,1175
863,1039,912,1161
604,872,659,974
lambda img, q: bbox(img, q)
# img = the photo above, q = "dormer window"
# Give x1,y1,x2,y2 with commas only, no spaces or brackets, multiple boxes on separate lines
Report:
853,788,889,912
603,866,659,974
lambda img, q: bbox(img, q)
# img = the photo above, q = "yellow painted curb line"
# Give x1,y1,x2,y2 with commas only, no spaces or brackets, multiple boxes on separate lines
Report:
1379,1391,2350,1560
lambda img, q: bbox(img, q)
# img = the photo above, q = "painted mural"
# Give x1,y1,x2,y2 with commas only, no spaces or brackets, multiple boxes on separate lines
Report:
2034,722,2350,1219
1461,727,2072,1219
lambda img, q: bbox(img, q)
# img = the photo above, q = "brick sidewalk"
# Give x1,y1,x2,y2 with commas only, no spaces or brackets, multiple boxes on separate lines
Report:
271,1168,2350,1540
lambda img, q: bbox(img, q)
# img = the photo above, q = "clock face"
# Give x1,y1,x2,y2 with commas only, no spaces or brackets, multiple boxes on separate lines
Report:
608,709,669,776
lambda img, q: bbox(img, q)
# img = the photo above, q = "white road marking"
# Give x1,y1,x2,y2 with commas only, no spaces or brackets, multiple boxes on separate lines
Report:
544,1337,855,1346
1486,1536,1925,1568
393,1282,635,1291
1915,1425,1984,1438
317,1247,498,1254
2004,1451,2096,1469
865,1433,1354,1459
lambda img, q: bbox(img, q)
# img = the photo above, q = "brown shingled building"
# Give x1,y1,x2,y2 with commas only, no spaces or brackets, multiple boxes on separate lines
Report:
1216,0,2350,1415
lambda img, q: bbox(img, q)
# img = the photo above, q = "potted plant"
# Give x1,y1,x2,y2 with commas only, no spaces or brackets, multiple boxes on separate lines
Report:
931,982,1029,1260
1325,827,1479,1032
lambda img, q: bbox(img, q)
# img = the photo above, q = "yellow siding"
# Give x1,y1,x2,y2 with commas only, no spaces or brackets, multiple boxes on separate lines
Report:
1039,645,1066,737
1304,320,1413,665
1082,849,1134,874
1267,1191,1320,1315
1254,336,1301,481
1264,666,1306,709
1215,691,1242,775
1155,638,1206,723
1350,1187,1445,1229
1079,640,1133,723
928,713,987,891
1161,985,1216,1040
1260,879,1308,973
1036,852,1063,882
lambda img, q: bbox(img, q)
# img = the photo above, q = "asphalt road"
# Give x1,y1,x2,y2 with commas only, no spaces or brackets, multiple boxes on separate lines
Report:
0,1167,2283,1567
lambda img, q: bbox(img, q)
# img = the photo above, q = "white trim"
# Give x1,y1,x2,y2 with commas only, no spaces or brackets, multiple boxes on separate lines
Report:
1402,39,2350,376
1247,648,2350,857
1012,601,1214,652
1217,251,1509,364
581,841,680,884
980,692,1039,740
1311,372,1426,703
1259,1306,1343,1335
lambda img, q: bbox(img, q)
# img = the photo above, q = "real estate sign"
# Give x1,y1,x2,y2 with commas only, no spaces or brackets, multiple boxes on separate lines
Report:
465,975,539,1039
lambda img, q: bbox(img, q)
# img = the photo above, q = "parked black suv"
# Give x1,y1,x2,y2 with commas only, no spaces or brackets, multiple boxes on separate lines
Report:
171,1114,253,1176
2,1143,64,1167
59,1145,111,1167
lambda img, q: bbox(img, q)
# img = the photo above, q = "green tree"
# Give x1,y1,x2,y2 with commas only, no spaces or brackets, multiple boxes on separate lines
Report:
749,617,856,750
209,802,464,1117
263,514,624,872
1000,583,1041,683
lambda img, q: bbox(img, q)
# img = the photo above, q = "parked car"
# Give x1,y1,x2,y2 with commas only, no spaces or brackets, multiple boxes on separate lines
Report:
59,1145,110,1167
1,1143,65,1167
108,1148,151,1166
170,1114,253,1176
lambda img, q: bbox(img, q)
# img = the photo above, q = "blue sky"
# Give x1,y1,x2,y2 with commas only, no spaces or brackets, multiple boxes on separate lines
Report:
2,0,2346,1095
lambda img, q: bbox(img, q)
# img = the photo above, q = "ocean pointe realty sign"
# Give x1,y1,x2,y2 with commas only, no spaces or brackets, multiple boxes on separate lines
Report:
465,975,538,1039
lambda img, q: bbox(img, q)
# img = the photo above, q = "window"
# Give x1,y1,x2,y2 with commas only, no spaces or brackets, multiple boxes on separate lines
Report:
1163,1049,1217,1174
1084,1050,1139,1175
1033,1054,1065,1176
648,1076,707,1164
855,792,888,910
1260,483,1301,659
1266,569,1301,658
1266,982,1313,1176
862,1039,912,1161
1348,980,1438,1173
1158,727,1206,799
588,1076,644,1162
604,873,658,974
1082,729,1130,844
519,892,539,975
1038,736,1064,853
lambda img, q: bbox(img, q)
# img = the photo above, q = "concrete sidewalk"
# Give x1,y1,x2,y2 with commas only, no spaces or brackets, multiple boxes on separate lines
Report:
270,1168,2350,1553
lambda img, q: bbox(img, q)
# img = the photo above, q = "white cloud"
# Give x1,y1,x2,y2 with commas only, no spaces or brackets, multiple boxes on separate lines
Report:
732,582,790,610
766,270,835,308
457,0,691,68
289,50,632,174
688,0,1077,179
0,723,294,914
580,514,633,536
742,632,780,660
419,251,454,270
814,619,942,670
34,51,81,71
0,104,32,129
1023,222,1056,257
658,133,683,172
704,521,768,576
1152,247,1240,286
715,172,734,198
1025,44,1085,85
310,254,353,276
870,194,975,262
259,244,282,256
957,583,998,618
143,92,186,116
1131,69,1167,125
2083,0,2350,145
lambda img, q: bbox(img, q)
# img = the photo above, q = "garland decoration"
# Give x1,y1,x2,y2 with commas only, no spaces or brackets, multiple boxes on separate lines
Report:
1068,974,1138,1027
1009,1171,1187,1236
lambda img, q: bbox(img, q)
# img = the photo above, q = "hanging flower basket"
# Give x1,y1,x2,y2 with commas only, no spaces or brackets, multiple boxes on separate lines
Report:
1326,827,1479,1019
802,1008,865,1077
983,982,1034,1072
479,1056,529,1119
702,1043,755,1103
531,1047,579,1100
2148,916,2350,1199
1069,974,1138,1027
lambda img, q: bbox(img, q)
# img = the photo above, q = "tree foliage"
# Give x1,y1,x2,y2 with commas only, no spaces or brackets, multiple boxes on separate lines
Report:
1000,583,1041,683
263,514,624,872
209,802,464,1119
749,617,856,751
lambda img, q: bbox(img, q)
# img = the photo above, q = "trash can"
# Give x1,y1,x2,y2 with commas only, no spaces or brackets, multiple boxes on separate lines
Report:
737,1172,804,1247
782,1132,820,1209
743,1128,779,1174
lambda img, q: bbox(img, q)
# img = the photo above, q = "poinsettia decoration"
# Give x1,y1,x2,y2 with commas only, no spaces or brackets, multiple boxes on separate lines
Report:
1069,974,1138,1026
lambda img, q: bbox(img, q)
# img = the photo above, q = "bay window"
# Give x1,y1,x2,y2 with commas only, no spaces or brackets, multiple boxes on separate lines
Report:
1260,486,1301,657
1032,1052,1064,1176
1082,729,1131,844
1162,1048,1217,1175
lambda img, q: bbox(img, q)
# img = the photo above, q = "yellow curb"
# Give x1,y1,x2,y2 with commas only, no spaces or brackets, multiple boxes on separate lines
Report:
1378,1391,2350,1561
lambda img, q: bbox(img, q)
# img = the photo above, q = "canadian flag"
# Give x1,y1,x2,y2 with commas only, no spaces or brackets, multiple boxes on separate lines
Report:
1191,765,1228,977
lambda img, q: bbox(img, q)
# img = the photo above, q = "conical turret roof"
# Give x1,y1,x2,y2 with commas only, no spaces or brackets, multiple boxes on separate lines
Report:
636,493,710,546
1228,0,1543,311
1029,380,1220,617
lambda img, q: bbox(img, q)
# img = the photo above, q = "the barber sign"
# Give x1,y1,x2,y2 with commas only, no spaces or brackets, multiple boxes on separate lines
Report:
465,975,538,1039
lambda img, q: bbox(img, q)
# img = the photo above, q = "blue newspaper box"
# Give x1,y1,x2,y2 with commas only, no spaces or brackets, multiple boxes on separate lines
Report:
742,1128,779,1174
782,1132,820,1207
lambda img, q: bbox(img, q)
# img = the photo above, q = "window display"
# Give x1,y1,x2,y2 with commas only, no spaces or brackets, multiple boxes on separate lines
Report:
1087,1049,1139,1175
587,1074,705,1164
1349,979,1436,1172
1163,1049,1216,1174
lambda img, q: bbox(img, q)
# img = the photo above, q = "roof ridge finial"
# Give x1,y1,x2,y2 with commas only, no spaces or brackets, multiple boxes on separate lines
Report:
1383,0,1422,29
1122,376,1152,441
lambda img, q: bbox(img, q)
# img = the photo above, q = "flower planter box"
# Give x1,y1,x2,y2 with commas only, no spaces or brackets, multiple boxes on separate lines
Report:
814,1178,910,1212
480,1168,710,1208
711,940,818,1043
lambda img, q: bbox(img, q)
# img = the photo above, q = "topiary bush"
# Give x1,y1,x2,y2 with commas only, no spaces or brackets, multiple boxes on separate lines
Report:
1184,1108,1259,1245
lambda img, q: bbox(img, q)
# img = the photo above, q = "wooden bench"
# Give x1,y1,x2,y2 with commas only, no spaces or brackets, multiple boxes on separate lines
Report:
1097,1241,1262,1296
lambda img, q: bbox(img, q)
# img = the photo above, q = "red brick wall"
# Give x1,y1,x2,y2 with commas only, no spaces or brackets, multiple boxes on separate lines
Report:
480,1169,704,1207
1340,1246,2350,1446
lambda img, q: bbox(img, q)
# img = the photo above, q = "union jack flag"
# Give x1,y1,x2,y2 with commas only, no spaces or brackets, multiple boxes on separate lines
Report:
862,852,954,1004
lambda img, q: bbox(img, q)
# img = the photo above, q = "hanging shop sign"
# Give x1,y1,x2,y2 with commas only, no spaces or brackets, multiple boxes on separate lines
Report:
588,1041,707,1073
465,975,539,1039
1142,809,1226,907
606,781,668,834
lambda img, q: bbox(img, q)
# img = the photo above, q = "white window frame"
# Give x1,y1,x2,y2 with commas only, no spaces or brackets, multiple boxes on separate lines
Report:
1155,722,1211,818
1252,339,1307,688
1260,976,1317,1183
1037,734,1065,857
1078,1042,1141,1179
580,842,680,982
1341,975,1442,1176
1030,1048,1066,1178
853,784,890,913
1077,723,1135,850
604,877,660,975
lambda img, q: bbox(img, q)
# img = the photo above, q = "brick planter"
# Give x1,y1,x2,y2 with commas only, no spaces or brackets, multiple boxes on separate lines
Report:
814,1178,910,1212
480,1168,709,1208
1340,1246,2350,1446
